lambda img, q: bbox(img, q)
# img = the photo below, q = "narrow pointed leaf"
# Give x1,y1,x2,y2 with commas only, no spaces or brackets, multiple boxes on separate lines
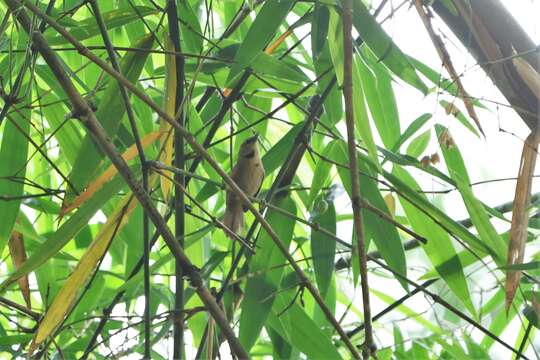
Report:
226,0,295,85
239,195,296,352
351,0,428,93
29,191,140,354
505,132,538,310
65,34,154,203
392,166,476,315
435,125,506,264
0,91,31,253
311,197,337,297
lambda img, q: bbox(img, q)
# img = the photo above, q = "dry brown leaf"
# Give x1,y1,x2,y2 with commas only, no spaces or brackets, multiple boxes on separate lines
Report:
505,131,539,311
430,152,440,165
8,230,31,309
420,155,431,168
512,56,540,101
439,129,455,149
444,102,460,116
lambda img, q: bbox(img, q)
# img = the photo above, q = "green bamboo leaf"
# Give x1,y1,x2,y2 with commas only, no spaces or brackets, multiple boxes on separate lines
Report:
226,0,295,85
352,0,428,93
65,34,154,203
308,139,338,207
352,56,380,169
239,195,296,352
500,261,540,271
334,143,408,290
0,172,130,293
435,125,506,264
356,150,495,258
391,113,432,152
37,87,82,165
267,292,342,359
315,46,342,127
310,197,337,297
355,49,388,145
267,327,295,359
439,100,480,137
45,7,158,45
251,52,309,83
392,166,476,315
361,47,401,148
262,122,304,174
311,3,329,60
406,129,431,158
408,56,486,109
327,7,344,85
0,87,31,254
177,1,203,53
0,334,32,346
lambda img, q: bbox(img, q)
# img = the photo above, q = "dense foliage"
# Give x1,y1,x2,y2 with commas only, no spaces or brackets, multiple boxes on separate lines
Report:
0,0,538,358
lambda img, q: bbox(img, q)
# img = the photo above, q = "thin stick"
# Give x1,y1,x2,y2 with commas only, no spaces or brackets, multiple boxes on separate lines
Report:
165,1,187,357
414,0,485,137
341,0,373,358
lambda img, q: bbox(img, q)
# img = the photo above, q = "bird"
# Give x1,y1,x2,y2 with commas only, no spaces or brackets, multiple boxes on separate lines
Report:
223,134,265,238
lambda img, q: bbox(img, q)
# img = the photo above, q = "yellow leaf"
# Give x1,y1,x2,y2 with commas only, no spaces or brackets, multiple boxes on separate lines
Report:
62,131,164,215
160,34,177,202
8,230,31,309
29,174,157,354
383,193,395,216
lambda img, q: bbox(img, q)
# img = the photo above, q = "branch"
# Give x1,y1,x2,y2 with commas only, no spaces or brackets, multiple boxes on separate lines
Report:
341,0,373,358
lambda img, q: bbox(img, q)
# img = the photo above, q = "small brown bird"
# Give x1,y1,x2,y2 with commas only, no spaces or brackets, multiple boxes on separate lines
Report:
223,134,265,238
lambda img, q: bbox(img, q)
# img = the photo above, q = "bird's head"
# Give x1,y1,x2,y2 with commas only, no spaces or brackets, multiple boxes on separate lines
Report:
239,134,260,159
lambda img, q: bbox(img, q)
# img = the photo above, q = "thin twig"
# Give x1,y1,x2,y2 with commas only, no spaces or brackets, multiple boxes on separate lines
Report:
88,1,152,355
165,1,187,357
341,0,373,357
414,0,485,137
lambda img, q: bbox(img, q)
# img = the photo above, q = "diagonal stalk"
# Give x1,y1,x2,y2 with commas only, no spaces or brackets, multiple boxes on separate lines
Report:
341,0,373,358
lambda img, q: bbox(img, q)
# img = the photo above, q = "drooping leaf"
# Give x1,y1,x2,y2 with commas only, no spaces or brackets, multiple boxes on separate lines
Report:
391,113,432,152
267,291,342,359
334,143,408,290
0,171,132,293
0,88,31,254
406,129,431,158
351,0,428,93
239,195,296,352
505,132,538,310
8,231,31,309
311,196,337,297
435,125,506,264
29,190,140,354
392,166,476,315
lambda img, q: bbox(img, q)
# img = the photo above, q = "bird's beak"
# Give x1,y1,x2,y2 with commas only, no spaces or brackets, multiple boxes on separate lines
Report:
246,134,259,143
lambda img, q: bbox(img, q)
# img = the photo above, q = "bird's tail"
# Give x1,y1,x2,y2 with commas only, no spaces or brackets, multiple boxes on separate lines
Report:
223,202,244,238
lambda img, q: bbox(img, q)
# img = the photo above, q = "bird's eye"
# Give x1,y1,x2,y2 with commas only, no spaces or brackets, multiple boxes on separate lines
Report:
243,150,256,158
